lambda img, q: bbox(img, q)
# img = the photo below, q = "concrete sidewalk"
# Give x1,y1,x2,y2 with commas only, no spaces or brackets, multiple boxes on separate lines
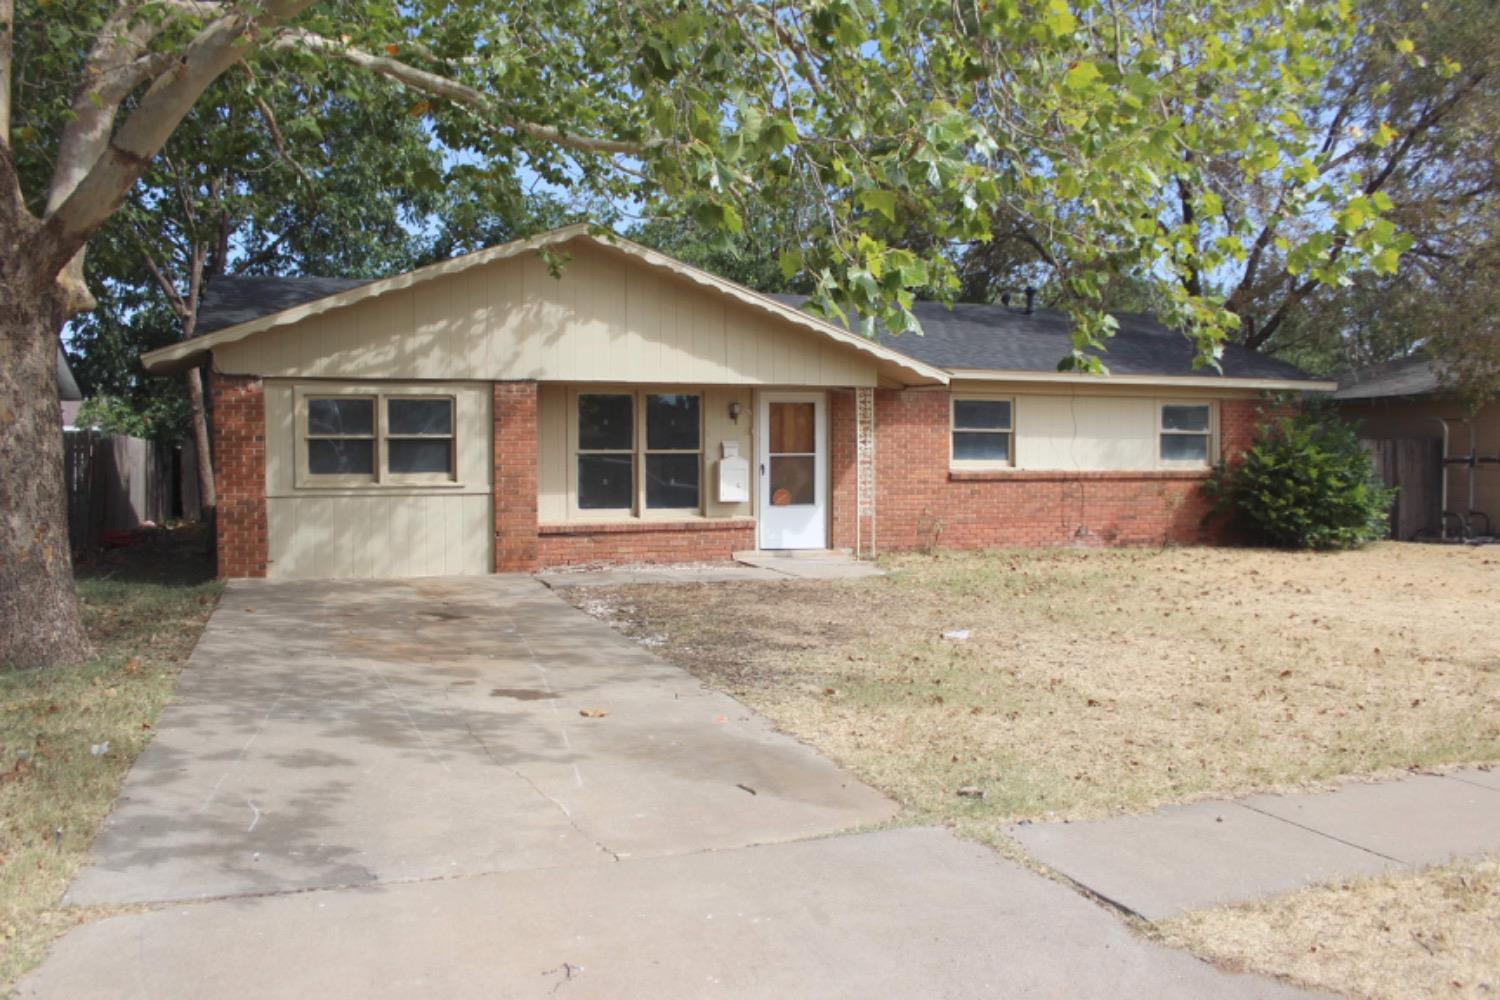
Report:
24,828,1316,1000
1010,768,1500,920
537,551,883,588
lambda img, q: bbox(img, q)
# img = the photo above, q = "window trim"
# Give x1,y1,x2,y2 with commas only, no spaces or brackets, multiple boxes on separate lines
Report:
949,394,1015,470
1157,400,1216,468
566,387,705,520
294,385,461,489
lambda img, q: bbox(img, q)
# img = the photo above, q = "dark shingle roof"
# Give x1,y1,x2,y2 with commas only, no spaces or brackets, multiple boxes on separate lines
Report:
769,295,1322,381
197,275,371,335
1333,356,1441,400
192,275,1324,383
56,351,82,401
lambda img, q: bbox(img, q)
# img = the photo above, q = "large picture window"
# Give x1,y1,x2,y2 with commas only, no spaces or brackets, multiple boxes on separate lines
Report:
573,390,703,516
950,397,1014,467
300,391,456,486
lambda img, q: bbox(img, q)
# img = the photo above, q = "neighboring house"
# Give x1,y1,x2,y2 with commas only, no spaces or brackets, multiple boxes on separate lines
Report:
58,349,85,429
141,225,1331,580
1335,357,1500,539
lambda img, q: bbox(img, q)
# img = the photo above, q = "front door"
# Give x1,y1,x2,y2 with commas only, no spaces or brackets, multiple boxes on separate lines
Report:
758,392,828,550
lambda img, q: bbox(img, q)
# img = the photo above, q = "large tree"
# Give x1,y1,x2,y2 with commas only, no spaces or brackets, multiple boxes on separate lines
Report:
954,0,1493,380
2,0,1404,667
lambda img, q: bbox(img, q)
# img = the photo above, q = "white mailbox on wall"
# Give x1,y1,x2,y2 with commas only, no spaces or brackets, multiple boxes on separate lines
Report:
717,441,749,503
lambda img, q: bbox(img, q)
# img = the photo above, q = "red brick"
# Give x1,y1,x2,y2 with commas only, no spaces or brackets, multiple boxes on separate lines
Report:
211,373,269,578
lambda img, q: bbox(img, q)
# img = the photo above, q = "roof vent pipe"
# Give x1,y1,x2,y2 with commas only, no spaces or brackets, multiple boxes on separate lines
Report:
1024,287,1036,315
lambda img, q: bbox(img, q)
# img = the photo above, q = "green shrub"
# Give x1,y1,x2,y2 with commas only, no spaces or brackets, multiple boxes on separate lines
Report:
1206,408,1396,550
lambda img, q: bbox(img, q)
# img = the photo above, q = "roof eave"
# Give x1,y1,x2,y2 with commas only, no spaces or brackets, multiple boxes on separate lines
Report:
945,368,1336,392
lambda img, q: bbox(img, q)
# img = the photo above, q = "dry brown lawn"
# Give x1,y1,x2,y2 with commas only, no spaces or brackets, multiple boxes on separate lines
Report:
1159,856,1500,1000
564,543,1500,835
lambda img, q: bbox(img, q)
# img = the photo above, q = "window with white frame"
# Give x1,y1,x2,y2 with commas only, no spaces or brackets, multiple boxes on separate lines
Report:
301,392,455,485
1159,403,1212,464
950,397,1013,467
575,390,702,514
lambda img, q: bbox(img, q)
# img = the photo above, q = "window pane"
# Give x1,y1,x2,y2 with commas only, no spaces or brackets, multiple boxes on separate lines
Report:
1161,434,1209,462
389,439,452,475
308,398,373,436
578,394,633,451
954,399,1011,430
769,455,815,505
953,431,1010,463
578,454,634,509
387,398,452,435
646,454,700,508
646,394,700,451
308,438,374,475
769,402,815,454
1162,404,1210,432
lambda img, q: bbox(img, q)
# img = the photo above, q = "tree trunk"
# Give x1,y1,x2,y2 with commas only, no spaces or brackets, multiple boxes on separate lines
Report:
0,263,92,669
185,365,216,515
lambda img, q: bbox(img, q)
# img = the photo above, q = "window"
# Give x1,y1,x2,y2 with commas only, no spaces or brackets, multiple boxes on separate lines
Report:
307,397,375,477
574,390,703,515
385,398,455,479
1159,403,1212,464
951,397,1013,467
300,390,457,486
577,393,634,509
645,394,702,509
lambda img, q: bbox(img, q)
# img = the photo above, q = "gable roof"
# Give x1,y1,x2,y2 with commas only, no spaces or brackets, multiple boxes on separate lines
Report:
1333,356,1442,401
143,225,1328,390
141,225,947,386
769,296,1326,387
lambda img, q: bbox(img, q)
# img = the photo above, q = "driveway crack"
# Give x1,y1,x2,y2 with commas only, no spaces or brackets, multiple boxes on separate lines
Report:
455,707,621,863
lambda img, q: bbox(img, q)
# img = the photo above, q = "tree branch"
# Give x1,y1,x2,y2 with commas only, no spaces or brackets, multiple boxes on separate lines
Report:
33,1,317,301
249,88,316,196
271,29,653,157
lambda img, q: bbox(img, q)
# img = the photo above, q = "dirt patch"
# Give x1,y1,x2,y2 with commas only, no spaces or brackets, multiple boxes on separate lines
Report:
1159,856,1500,1000
562,544,1500,833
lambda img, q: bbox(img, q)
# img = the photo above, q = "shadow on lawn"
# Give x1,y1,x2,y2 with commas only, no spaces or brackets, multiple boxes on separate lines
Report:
73,521,216,589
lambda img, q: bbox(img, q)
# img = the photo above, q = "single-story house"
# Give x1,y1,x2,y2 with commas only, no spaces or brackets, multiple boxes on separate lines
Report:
141,225,1332,580
1335,357,1500,539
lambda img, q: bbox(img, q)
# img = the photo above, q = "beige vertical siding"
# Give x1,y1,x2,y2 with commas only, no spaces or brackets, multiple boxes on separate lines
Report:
1014,395,1161,470
216,243,878,387
263,380,493,579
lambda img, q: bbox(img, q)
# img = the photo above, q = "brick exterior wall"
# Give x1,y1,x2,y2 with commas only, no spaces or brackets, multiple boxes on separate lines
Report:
211,373,269,578
829,389,860,551
537,519,757,567
494,381,540,572
865,389,1271,552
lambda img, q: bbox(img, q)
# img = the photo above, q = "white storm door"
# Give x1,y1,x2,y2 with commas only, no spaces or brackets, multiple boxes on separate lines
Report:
758,392,828,550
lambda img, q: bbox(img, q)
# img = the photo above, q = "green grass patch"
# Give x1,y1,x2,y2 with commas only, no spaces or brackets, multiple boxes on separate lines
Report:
0,528,221,991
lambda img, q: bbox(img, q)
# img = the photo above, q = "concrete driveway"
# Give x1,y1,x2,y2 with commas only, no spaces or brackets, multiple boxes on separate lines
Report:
25,576,1314,999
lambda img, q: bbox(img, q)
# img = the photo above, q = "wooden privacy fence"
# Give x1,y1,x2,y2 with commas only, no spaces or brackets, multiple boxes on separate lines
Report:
1362,437,1441,540
63,431,201,550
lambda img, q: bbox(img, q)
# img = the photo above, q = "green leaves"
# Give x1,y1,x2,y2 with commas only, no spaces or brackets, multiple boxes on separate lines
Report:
857,189,899,223
1208,407,1396,549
